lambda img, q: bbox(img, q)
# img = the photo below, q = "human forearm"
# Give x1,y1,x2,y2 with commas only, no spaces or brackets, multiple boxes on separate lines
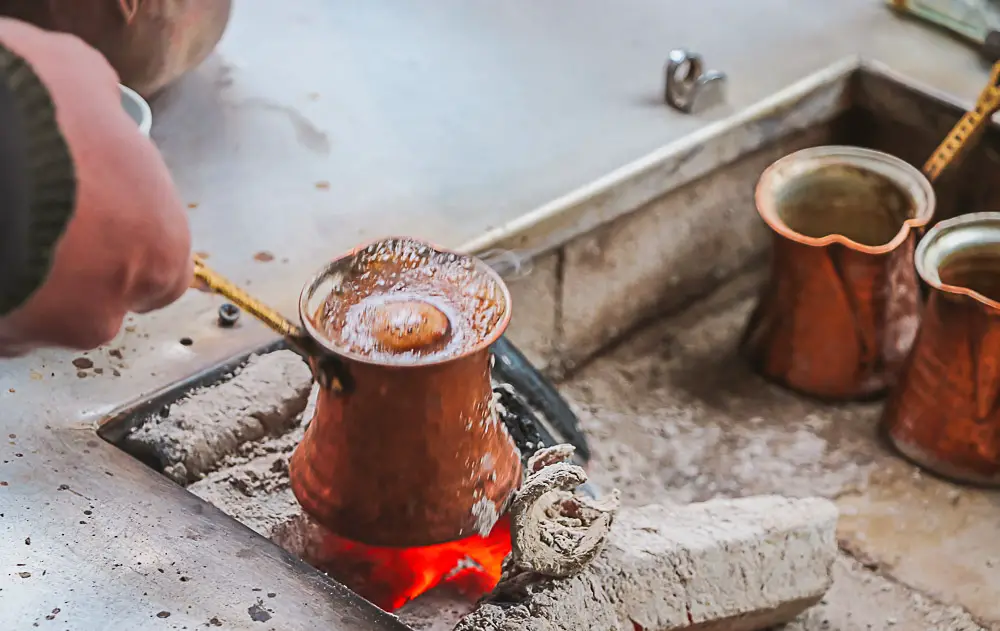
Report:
0,19,191,356
0,41,75,318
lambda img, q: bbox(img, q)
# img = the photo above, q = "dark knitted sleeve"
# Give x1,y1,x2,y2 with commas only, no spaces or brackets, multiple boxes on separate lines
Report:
0,41,75,317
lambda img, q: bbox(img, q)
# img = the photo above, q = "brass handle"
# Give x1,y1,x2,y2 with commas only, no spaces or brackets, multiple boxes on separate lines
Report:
923,61,1000,183
193,255,304,339
192,256,348,392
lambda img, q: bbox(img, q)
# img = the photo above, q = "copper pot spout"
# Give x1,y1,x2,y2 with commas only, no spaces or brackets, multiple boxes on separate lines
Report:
742,146,935,400
884,213,1000,485
289,238,522,547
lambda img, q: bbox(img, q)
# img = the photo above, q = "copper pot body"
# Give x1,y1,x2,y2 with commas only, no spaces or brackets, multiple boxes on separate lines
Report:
885,213,1000,485
0,0,232,97
742,146,936,400
289,238,523,548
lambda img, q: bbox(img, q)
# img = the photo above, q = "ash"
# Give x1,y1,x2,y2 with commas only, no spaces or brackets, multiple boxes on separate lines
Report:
564,270,881,507
121,351,313,484
558,270,985,631
185,382,317,537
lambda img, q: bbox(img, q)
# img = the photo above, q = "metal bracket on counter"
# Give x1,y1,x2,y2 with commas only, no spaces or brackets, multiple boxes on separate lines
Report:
664,49,727,114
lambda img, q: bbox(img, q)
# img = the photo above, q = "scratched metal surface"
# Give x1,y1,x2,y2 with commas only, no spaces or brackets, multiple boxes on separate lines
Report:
0,0,996,629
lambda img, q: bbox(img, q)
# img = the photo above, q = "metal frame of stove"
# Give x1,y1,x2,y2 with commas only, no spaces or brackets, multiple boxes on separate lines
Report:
97,337,591,474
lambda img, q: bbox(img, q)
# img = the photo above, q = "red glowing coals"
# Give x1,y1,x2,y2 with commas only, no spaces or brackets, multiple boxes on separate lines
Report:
314,516,512,612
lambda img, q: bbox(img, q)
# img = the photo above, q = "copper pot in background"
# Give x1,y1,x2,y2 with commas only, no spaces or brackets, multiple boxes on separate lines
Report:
884,212,1000,485
0,0,232,97
742,146,936,400
289,238,523,548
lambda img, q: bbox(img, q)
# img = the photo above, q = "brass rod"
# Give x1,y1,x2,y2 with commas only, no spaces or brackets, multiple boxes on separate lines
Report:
923,61,1000,183
192,256,346,391
192,256,304,339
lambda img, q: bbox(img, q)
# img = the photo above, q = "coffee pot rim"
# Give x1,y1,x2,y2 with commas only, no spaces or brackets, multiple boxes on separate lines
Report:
297,236,513,367
755,145,936,255
917,211,1000,310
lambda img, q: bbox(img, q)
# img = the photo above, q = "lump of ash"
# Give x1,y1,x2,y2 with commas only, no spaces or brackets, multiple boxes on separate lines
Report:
121,351,313,484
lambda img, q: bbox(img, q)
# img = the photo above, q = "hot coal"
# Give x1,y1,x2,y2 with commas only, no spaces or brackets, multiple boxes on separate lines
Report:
120,351,313,484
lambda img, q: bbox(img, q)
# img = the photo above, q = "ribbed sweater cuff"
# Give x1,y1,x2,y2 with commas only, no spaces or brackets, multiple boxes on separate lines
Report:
0,41,76,317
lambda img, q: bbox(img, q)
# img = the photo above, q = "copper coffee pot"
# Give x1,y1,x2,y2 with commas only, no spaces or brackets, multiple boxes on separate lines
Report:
193,237,522,547
741,146,935,400
743,62,1000,400
883,213,1000,485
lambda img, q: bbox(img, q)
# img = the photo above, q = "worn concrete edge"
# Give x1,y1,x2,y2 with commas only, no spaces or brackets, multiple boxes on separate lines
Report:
457,496,839,631
861,56,990,116
463,54,990,268
459,55,860,260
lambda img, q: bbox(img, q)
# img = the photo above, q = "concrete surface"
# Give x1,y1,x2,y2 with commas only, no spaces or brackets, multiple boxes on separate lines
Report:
2,1,1000,629
2,0,995,414
456,496,839,631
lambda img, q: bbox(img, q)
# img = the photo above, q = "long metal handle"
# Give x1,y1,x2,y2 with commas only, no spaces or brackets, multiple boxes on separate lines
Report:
192,256,304,338
923,61,1000,182
191,256,348,391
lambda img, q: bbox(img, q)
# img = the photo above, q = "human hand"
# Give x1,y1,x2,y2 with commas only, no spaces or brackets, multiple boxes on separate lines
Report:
0,18,192,357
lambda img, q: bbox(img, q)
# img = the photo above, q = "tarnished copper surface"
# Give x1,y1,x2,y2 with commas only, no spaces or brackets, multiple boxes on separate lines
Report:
290,237,522,548
742,146,935,400
885,213,1000,485
0,0,232,96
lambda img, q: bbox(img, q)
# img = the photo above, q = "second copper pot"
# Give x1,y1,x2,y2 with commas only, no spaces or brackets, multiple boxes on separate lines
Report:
289,238,523,548
742,146,936,400
884,213,1000,485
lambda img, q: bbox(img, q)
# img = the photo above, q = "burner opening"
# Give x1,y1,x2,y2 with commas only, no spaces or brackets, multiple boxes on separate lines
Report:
278,515,513,612
100,339,589,620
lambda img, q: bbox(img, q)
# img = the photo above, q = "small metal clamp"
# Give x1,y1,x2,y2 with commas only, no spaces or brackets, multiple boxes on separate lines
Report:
664,49,727,114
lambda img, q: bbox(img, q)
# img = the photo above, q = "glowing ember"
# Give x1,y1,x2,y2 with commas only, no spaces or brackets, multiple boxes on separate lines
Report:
313,516,512,611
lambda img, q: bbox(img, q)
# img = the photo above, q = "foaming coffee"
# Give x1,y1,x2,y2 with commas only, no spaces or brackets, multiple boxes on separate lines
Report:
316,238,505,364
